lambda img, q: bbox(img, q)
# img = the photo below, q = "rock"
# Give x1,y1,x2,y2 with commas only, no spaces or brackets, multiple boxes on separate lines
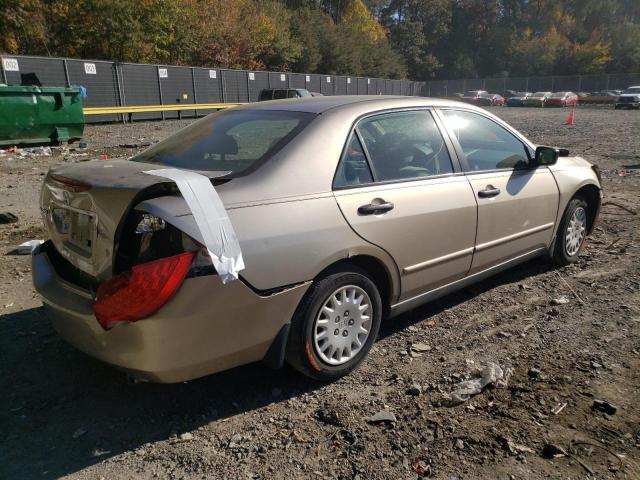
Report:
498,331,512,338
550,296,570,306
72,427,87,439
368,410,397,424
316,407,343,426
542,443,567,458
406,384,422,396
592,399,617,415
548,308,560,316
411,343,431,353
179,432,194,441
455,439,465,450
528,367,541,379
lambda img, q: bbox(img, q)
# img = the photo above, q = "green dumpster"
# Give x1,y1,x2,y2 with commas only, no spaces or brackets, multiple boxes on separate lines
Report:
0,86,84,146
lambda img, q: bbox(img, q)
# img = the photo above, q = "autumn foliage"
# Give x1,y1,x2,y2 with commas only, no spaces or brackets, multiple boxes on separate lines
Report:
1,0,639,80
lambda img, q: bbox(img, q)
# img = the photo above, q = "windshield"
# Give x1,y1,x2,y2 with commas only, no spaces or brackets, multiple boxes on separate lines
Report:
623,87,640,94
131,109,315,175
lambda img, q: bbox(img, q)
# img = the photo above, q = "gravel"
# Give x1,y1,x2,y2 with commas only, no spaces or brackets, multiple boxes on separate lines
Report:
1,107,639,479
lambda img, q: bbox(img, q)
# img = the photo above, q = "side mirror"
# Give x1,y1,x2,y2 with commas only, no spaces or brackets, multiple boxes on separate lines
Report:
534,146,561,166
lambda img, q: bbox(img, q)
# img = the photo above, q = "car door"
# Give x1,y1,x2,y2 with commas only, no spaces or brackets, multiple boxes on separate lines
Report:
333,109,478,301
438,108,559,274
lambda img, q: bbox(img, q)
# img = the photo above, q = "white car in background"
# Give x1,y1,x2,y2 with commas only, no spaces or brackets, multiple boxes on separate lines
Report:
615,86,640,109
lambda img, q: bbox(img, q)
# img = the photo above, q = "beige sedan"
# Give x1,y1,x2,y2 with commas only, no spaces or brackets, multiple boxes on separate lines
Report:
33,96,602,382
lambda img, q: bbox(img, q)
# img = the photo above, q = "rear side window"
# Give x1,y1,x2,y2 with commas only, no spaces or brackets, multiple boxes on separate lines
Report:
258,90,272,101
334,134,373,188
273,90,287,99
440,110,531,171
131,110,315,175
356,110,453,182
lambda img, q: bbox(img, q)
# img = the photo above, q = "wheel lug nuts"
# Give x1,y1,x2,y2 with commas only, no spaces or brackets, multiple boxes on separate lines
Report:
344,310,349,317
335,317,340,323
342,330,348,337
334,329,339,335
348,319,354,326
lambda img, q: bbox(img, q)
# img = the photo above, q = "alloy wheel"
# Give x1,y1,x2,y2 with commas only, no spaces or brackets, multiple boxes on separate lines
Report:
565,206,587,256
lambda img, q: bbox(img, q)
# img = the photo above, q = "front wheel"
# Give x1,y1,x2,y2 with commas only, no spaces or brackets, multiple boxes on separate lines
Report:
552,197,589,265
286,268,382,381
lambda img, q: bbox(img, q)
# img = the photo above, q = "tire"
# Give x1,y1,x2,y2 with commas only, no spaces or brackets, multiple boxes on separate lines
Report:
552,196,589,266
286,267,382,381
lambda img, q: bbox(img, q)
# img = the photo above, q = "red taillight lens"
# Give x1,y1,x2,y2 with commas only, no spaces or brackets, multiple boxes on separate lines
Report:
93,252,196,329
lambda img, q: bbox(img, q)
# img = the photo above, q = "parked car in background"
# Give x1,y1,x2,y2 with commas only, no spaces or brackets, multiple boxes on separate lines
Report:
463,91,503,106
32,96,602,383
506,92,533,107
615,86,640,109
545,92,579,107
258,88,311,101
591,90,619,97
462,90,489,104
503,90,519,98
523,91,553,107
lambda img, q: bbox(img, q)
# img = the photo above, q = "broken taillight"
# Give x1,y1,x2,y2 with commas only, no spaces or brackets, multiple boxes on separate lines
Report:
93,252,196,329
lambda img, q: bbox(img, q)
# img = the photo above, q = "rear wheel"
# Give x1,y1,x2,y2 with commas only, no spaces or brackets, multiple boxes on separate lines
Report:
552,197,589,265
286,267,382,381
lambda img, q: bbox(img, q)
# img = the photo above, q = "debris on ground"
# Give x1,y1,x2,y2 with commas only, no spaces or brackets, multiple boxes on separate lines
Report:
550,295,570,306
8,240,44,255
441,362,512,406
592,399,618,415
367,410,397,424
0,212,18,224
542,443,568,458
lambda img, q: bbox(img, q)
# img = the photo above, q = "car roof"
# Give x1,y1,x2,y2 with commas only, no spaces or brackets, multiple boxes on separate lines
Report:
234,95,475,114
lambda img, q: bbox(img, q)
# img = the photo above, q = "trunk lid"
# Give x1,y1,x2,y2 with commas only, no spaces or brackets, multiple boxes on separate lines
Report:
40,159,227,281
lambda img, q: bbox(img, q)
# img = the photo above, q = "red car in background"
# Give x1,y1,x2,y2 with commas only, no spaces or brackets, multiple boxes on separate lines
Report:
545,92,579,107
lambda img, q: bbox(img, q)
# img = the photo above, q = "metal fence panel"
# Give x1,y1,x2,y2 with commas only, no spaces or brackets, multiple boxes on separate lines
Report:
193,67,223,104
223,70,248,103
2,56,67,87
307,74,321,94
320,75,333,95
289,73,306,89
65,59,120,122
335,76,347,95
248,71,269,102
121,63,162,120
356,77,366,95
159,66,196,119
268,72,288,90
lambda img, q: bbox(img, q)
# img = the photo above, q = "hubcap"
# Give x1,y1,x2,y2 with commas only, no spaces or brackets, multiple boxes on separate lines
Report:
565,206,587,256
313,285,372,366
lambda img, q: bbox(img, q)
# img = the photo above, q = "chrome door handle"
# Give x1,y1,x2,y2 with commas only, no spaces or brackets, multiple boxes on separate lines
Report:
358,201,394,215
478,186,501,198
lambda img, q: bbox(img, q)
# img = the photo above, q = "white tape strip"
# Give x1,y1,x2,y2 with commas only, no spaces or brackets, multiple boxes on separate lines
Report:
143,169,244,283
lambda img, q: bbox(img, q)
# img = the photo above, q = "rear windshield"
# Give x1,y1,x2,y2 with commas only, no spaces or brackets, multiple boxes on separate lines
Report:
131,109,315,175
623,87,640,94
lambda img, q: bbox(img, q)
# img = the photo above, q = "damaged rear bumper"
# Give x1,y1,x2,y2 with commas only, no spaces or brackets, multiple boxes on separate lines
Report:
32,242,310,383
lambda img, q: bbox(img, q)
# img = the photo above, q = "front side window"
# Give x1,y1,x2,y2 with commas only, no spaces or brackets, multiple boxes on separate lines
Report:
355,110,453,182
440,110,531,171
131,110,315,175
273,90,287,99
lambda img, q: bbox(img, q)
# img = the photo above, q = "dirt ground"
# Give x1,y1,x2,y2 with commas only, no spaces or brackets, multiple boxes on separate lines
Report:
1,106,638,480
